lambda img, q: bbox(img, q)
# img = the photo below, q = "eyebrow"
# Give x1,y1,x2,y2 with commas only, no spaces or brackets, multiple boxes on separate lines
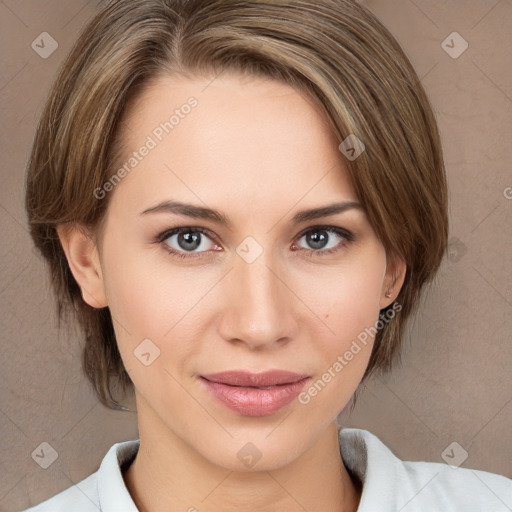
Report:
140,200,364,227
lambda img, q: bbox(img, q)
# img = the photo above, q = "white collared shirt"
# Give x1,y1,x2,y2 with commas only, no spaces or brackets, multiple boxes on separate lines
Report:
21,428,512,511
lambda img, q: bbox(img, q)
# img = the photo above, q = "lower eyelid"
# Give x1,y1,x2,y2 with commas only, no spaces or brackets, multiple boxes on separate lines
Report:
158,226,353,257
161,230,217,253
293,230,349,252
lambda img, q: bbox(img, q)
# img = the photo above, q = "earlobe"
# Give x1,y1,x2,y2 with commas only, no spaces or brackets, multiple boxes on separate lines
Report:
380,255,407,309
56,224,108,309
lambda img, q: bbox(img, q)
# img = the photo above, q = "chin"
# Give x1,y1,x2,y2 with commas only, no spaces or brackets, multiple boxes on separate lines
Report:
193,430,311,473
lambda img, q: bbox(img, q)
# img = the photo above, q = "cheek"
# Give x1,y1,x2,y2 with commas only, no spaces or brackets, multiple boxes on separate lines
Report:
99,249,197,401
295,252,386,341
293,258,385,411
100,239,213,362
100,222,183,332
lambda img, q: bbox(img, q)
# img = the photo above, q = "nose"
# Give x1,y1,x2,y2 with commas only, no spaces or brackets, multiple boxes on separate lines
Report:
217,249,298,350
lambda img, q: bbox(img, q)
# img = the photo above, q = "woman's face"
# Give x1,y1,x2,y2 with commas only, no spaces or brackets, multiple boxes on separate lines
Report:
88,71,401,470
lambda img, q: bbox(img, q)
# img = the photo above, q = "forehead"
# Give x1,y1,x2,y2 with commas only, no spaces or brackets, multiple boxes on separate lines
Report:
108,71,357,217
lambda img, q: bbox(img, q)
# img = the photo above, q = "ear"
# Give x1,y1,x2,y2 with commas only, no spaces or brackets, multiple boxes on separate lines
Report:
56,224,108,309
379,253,407,309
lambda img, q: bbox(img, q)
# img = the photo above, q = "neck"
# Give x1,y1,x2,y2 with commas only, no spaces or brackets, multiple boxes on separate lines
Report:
123,401,361,512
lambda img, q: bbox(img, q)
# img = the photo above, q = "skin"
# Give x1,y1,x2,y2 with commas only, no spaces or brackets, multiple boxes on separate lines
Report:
58,71,406,512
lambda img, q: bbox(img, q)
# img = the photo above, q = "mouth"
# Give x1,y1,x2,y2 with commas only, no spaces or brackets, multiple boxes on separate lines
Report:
199,370,311,417
200,369,310,387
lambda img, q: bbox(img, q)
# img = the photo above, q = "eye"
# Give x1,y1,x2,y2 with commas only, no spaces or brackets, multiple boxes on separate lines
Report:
292,226,353,256
155,225,354,260
158,227,219,259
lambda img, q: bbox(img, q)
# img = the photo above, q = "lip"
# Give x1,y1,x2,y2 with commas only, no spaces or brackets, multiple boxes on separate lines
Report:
201,370,309,387
200,370,310,417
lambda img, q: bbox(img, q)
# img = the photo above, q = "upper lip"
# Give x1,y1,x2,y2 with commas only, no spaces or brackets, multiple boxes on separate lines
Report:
201,370,310,387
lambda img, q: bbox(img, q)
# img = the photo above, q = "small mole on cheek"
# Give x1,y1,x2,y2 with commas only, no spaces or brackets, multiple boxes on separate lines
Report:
324,314,329,319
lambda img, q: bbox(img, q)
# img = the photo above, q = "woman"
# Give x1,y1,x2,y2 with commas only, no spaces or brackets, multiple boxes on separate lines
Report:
22,0,511,510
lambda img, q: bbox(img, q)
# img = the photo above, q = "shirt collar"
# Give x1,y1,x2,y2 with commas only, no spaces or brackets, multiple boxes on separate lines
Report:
97,438,140,511
95,428,391,511
339,428,398,511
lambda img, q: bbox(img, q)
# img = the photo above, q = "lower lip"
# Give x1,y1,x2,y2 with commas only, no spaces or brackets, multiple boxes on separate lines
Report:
200,377,310,417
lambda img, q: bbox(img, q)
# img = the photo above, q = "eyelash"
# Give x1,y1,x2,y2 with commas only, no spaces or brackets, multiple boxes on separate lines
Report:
155,225,354,260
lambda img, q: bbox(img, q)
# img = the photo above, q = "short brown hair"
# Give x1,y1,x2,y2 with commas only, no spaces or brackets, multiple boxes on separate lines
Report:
25,0,448,411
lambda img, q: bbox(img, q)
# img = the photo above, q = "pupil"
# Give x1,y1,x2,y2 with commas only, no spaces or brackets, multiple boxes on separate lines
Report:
308,231,328,249
179,232,201,251
176,230,330,252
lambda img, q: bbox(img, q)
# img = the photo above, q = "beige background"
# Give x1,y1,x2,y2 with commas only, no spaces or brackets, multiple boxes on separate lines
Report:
1,0,511,510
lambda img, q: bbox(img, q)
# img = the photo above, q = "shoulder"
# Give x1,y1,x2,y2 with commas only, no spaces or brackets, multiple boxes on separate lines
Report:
339,428,512,512
20,439,140,512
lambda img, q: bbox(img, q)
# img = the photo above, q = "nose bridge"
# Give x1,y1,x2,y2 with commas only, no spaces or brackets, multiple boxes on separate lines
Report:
221,244,293,348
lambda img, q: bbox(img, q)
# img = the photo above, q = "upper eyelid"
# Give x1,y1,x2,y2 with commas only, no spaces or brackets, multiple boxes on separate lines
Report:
158,225,352,247
296,224,351,238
